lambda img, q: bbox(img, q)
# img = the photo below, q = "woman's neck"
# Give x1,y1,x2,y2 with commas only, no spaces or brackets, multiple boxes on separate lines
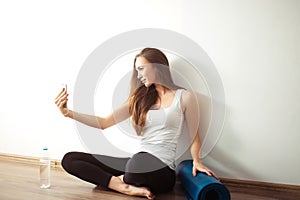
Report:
155,84,173,97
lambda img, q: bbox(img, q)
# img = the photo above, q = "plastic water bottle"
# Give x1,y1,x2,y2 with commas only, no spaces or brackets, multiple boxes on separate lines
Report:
39,147,51,189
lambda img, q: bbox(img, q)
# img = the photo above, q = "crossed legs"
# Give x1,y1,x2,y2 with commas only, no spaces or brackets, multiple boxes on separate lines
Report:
61,151,175,199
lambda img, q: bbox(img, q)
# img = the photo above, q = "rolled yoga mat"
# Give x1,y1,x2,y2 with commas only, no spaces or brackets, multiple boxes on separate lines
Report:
176,160,231,200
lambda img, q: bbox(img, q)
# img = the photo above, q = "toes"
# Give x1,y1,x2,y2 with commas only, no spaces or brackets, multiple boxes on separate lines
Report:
145,190,155,199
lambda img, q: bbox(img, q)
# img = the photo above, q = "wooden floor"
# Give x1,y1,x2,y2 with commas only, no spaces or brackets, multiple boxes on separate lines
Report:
0,159,299,200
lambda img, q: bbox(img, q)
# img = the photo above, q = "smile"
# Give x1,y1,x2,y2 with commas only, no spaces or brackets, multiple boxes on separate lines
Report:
141,78,146,83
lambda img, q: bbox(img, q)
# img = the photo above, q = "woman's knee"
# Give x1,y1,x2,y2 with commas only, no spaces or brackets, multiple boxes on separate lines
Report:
61,151,79,172
126,152,166,174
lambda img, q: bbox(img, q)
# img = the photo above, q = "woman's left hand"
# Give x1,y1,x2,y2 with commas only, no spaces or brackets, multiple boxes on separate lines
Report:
192,160,219,180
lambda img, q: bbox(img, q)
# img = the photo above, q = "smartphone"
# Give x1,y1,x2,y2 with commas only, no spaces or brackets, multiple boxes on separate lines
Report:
62,83,67,108
61,83,67,92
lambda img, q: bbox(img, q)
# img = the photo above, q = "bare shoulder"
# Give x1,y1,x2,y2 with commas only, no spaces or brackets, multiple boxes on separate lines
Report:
181,89,197,101
181,89,198,110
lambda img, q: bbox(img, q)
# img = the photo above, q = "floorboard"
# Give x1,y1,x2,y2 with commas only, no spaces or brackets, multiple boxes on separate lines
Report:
0,159,298,200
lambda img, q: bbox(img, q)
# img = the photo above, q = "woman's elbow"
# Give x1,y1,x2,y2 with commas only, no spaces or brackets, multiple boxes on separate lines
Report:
97,117,112,130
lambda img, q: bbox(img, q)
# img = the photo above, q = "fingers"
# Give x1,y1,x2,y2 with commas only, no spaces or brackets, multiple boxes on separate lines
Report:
204,171,212,177
57,88,67,100
55,94,68,107
55,88,66,100
199,168,212,176
203,167,218,179
193,165,219,180
55,89,69,109
211,171,220,180
192,166,197,177
204,169,212,176
204,169,219,180
58,98,68,108
203,168,215,177
55,92,64,105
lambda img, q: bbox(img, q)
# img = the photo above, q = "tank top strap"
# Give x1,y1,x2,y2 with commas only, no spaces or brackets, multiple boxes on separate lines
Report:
174,89,184,111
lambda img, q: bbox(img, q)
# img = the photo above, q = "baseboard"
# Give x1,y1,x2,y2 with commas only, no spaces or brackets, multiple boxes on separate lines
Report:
0,153,62,168
1,153,299,197
221,177,300,194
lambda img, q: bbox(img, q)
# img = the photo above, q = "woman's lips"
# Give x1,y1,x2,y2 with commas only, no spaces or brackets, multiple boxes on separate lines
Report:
141,78,146,83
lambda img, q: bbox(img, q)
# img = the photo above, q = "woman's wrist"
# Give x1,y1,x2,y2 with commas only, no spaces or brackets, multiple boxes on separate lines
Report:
193,157,202,164
63,108,69,117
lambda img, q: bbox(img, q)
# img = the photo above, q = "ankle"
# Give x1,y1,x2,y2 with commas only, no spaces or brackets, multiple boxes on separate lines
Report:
108,176,128,192
108,176,154,199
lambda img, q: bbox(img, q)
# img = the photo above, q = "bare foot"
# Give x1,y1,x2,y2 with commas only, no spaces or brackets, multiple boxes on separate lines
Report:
108,176,155,199
118,175,124,182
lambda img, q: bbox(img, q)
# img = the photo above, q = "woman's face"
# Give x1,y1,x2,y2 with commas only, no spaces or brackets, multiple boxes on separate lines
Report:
135,56,156,88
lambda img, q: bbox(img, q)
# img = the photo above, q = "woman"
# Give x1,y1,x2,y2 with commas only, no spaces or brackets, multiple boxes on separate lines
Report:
55,48,217,199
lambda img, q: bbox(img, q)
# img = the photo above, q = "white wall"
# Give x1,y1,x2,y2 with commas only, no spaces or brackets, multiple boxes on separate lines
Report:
181,0,300,185
0,0,299,185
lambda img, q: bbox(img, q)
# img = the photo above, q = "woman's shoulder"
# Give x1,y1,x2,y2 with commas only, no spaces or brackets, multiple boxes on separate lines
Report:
179,89,198,109
180,89,197,99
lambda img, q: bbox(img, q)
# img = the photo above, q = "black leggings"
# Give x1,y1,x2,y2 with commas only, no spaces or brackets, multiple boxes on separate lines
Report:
61,151,176,194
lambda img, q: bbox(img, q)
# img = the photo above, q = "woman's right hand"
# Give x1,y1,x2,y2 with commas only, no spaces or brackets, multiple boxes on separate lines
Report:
54,88,69,117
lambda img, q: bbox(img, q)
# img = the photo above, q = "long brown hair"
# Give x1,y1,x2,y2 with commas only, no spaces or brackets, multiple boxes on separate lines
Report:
129,48,181,135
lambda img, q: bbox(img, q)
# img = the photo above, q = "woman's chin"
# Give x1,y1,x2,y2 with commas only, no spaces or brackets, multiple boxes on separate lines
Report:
144,83,153,88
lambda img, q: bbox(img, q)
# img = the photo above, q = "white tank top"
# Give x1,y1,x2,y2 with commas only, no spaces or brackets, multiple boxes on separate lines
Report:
139,89,184,169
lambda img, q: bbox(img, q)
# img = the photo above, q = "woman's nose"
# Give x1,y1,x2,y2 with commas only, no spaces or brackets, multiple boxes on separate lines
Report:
137,72,142,79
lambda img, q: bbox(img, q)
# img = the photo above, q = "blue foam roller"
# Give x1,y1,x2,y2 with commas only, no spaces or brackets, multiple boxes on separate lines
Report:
176,160,231,200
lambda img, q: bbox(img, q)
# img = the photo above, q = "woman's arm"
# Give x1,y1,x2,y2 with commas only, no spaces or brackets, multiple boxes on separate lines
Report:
190,129,218,179
54,88,130,130
182,90,218,179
